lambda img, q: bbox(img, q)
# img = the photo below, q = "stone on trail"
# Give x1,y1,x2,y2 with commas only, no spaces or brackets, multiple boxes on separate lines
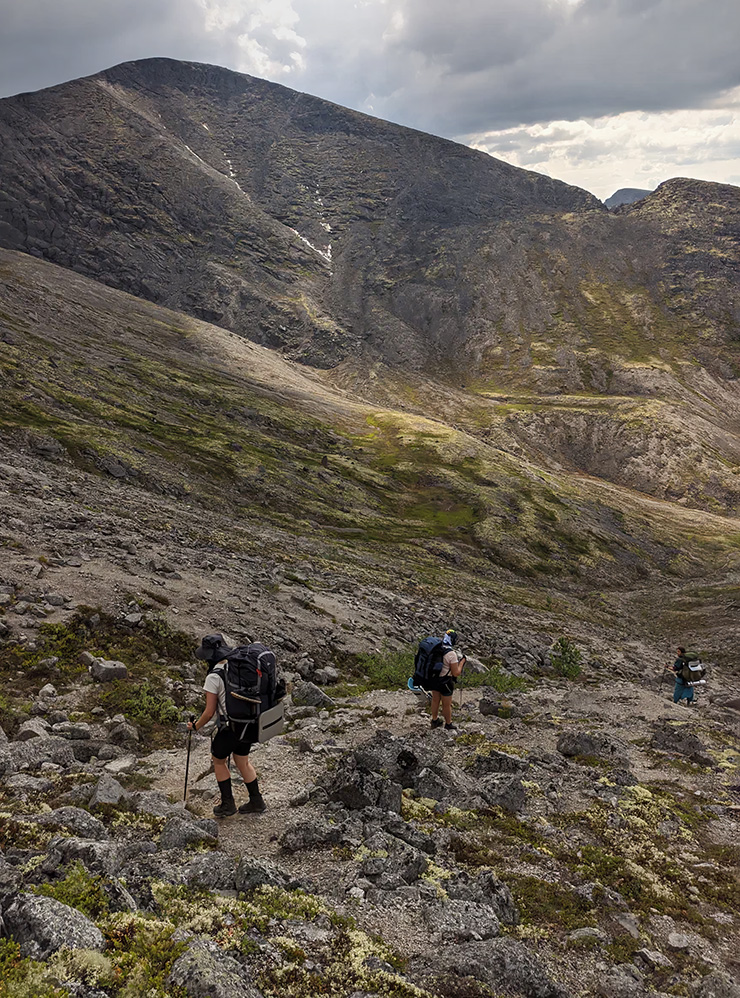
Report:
89,774,129,807
635,949,674,971
15,718,51,741
159,816,217,852
291,680,334,708
3,893,104,960
89,657,129,682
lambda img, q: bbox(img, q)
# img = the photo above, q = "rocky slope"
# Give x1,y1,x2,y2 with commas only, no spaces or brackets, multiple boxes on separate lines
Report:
0,607,737,998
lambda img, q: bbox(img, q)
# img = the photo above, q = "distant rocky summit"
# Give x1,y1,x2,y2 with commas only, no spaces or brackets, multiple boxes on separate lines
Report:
604,186,654,208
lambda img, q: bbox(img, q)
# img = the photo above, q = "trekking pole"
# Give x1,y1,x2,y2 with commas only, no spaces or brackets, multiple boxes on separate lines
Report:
184,714,195,802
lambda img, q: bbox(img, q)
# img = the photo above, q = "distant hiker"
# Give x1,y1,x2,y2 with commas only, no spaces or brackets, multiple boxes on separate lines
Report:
413,629,466,731
664,646,699,706
189,638,283,816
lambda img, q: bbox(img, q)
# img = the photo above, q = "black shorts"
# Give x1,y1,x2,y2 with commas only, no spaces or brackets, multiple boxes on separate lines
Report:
211,724,255,759
431,675,456,697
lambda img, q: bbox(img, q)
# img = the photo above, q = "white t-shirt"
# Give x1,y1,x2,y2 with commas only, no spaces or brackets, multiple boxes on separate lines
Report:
203,664,227,718
438,648,459,678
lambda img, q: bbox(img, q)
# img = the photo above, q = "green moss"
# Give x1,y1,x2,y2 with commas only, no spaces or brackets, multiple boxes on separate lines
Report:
101,913,187,998
504,875,596,930
0,939,68,998
32,862,111,919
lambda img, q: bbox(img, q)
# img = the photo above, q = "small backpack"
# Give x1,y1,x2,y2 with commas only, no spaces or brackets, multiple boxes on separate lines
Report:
214,643,278,737
413,636,446,686
680,653,706,684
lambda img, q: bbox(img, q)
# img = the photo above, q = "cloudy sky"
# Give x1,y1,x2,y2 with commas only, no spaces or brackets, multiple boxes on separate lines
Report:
1,0,738,200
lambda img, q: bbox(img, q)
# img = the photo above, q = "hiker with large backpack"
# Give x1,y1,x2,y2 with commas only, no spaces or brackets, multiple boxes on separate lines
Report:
663,645,705,706
412,629,466,731
188,637,285,816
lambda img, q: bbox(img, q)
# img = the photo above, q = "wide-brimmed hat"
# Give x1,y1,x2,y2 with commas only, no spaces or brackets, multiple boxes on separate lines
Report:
194,633,233,663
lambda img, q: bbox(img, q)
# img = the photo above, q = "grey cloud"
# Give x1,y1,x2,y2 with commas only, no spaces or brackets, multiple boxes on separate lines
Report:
1,0,739,154
0,0,220,98
360,0,740,136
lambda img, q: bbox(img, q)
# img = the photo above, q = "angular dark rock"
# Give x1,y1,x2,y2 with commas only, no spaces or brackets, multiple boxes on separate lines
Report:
159,816,217,852
650,723,715,767
3,893,104,959
556,730,622,761
167,938,265,998
450,938,568,998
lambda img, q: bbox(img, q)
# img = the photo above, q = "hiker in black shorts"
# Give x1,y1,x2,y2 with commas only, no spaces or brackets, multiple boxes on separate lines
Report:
189,636,266,817
430,629,466,732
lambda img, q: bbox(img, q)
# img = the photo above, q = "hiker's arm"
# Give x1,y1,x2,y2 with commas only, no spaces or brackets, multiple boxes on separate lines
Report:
188,692,219,731
450,655,466,678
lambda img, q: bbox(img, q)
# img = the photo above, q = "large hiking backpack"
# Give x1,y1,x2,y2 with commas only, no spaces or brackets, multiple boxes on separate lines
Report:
413,636,446,686
214,643,278,737
680,653,706,684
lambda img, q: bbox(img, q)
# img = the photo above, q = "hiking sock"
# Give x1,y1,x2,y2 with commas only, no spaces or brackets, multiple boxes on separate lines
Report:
217,777,234,802
239,777,266,813
213,778,236,817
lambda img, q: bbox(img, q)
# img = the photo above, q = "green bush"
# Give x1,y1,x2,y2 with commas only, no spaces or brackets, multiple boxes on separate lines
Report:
0,939,67,998
32,862,111,919
551,637,583,679
100,680,180,728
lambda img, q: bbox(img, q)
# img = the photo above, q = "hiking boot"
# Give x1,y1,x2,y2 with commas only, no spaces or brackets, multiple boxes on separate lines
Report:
213,799,237,817
239,797,266,814
444,723,457,732
430,718,443,729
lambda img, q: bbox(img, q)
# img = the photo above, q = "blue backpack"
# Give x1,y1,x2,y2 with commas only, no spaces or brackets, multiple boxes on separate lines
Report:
413,637,446,686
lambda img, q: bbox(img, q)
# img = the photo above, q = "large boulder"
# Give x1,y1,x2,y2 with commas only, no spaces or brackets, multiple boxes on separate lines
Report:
478,774,527,814
327,769,402,813
35,806,109,840
167,939,265,998
447,870,519,925
89,658,128,682
235,855,296,893
423,899,501,941
184,852,238,892
469,748,528,775
692,973,740,998
89,774,129,807
291,681,333,709
650,724,714,767
450,938,568,998
3,893,104,959
351,730,442,788
556,731,622,761
8,735,75,772
159,817,217,852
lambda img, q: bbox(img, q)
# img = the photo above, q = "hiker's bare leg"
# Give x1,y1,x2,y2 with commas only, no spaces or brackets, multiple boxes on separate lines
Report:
233,753,257,784
430,692,442,720
441,695,453,725
212,756,230,781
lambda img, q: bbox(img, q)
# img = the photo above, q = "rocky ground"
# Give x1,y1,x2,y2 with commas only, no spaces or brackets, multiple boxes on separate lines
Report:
0,585,738,998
